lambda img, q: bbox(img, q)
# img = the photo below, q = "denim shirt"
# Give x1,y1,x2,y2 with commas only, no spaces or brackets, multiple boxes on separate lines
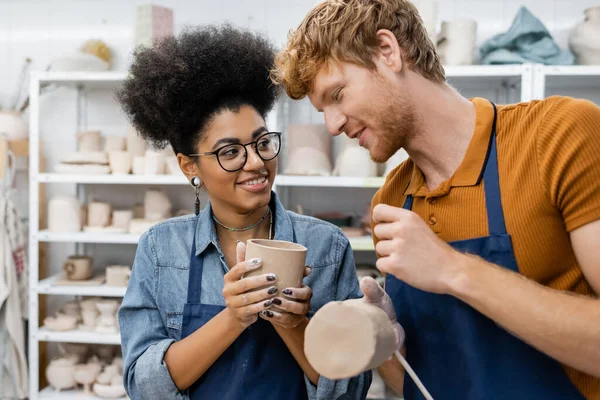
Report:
118,192,372,400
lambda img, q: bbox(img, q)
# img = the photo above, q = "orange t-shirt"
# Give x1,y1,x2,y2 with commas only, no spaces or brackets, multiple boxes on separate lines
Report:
371,96,600,398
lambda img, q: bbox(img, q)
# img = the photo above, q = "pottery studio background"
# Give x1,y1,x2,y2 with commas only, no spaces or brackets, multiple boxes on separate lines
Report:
1,0,599,399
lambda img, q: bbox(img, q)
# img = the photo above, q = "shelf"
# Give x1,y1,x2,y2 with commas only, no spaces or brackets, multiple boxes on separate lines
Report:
349,236,375,251
39,387,127,400
37,327,121,345
542,65,600,90
37,231,141,244
32,71,128,91
445,64,526,88
38,173,188,185
38,274,127,297
276,175,385,188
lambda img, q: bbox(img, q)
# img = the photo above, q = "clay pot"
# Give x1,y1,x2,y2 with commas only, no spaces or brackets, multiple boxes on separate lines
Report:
80,297,101,312
104,136,126,152
144,189,172,221
105,265,131,287
244,239,307,291
95,300,119,333
78,131,102,152
63,256,93,281
112,210,133,230
43,314,77,331
61,300,82,320
304,298,397,380
0,110,28,140
333,137,378,177
88,202,112,227
48,196,82,232
144,150,165,175
108,151,131,174
132,156,145,175
46,358,77,391
127,126,146,157
437,18,478,66
569,6,600,65
285,147,332,176
93,382,126,398
81,309,98,330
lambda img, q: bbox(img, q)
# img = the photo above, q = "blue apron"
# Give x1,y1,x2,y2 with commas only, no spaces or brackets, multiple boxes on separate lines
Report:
181,224,308,399
385,103,585,400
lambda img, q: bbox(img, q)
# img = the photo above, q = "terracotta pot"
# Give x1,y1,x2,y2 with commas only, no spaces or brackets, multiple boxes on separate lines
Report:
304,298,397,380
0,110,28,140
48,196,82,232
63,256,93,281
569,6,600,65
46,358,77,391
244,239,307,291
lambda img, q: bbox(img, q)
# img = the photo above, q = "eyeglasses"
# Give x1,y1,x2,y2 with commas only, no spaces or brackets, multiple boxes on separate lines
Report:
189,131,281,172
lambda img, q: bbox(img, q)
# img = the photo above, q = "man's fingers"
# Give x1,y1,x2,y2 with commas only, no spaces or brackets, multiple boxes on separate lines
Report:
373,222,400,241
360,276,385,303
372,203,406,224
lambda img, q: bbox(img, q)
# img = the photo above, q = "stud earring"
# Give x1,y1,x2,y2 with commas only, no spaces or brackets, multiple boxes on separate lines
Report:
191,176,202,215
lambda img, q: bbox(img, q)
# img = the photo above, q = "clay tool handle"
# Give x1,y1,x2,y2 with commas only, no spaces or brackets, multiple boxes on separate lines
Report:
394,350,434,400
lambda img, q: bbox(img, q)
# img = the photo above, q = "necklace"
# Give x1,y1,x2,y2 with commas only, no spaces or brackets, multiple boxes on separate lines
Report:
213,207,271,233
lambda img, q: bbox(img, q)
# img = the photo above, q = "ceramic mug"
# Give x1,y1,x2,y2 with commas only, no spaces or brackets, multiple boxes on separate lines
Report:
108,151,131,174
87,202,111,227
63,256,93,281
106,265,131,287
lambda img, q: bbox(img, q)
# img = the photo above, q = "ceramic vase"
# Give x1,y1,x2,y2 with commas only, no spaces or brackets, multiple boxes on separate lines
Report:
304,298,397,380
569,6,600,65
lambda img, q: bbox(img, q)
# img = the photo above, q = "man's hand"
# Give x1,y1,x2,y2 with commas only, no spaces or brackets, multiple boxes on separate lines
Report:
372,203,467,295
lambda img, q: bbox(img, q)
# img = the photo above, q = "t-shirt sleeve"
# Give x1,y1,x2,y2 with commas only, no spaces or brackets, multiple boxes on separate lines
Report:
537,97,600,232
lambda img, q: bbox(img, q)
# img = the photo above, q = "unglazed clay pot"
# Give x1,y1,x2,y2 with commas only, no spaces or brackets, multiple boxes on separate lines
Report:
108,151,131,174
78,131,102,152
132,156,145,175
43,314,77,331
437,18,478,66
63,256,93,281
105,265,131,287
48,196,82,232
88,202,112,227
244,239,307,291
58,342,89,363
46,358,77,391
0,110,28,140
144,189,172,221
81,308,98,330
93,382,126,398
104,136,126,152
304,298,397,380
333,136,378,177
112,210,133,230
95,300,119,333
74,363,100,394
127,126,147,157
144,149,165,175
569,6,600,65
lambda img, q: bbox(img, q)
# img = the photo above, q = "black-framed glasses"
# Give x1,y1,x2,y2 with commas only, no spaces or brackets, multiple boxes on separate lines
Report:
189,131,281,172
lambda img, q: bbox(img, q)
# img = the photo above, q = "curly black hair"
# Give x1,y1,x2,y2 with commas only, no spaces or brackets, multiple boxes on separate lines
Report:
117,24,280,155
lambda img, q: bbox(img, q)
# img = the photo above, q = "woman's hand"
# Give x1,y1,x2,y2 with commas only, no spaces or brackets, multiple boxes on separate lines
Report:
222,242,280,329
260,267,313,329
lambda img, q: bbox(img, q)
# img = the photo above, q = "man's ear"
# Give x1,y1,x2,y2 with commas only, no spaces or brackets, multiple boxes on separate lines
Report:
372,29,403,73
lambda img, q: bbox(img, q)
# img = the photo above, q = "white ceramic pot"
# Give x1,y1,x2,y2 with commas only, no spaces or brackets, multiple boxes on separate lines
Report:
105,265,131,287
112,210,133,230
93,382,126,398
48,196,82,232
46,358,77,391
285,147,332,176
0,110,28,140
569,6,600,65
108,151,131,174
87,202,112,227
127,126,147,157
74,363,99,394
333,137,378,177
437,18,478,66
81,309,98,329
144,150,165,175
144,189,172,221
77,131,102,152
132,156,146,175
44,314,78,331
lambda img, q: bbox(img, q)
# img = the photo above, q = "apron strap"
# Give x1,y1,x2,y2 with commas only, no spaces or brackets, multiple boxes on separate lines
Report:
482,102,508,236
187,216,204,304
402,194,414,210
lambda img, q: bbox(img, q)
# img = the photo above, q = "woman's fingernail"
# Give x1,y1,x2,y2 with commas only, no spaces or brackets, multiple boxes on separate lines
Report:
268,286,278,295
264,300,272,308
282,289,292,296
266,274,276,281
264,310,274,318
245,258,262,270
271,298,282,306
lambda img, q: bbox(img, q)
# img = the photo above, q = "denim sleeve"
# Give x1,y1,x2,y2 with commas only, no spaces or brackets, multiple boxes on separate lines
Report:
304,233,373,400
118,231,188,400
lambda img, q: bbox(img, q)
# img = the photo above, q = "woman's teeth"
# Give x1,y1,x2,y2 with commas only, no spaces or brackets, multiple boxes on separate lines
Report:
241,176,266,186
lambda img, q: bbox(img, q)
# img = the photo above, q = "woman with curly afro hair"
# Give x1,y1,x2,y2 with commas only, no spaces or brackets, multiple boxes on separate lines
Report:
116,24,371,400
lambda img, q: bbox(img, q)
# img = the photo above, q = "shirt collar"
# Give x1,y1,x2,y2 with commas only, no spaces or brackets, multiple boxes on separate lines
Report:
194,191,294,256
404,98,495,196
